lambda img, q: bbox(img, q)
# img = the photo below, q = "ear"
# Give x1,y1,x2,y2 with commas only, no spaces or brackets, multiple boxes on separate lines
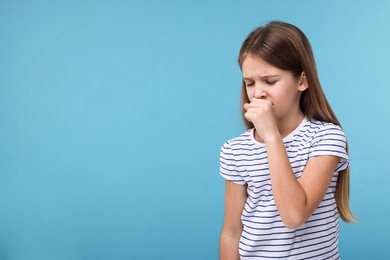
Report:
298,72,309,91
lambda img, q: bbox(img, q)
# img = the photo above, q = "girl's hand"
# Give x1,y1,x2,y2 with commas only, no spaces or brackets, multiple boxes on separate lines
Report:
243,98,279,142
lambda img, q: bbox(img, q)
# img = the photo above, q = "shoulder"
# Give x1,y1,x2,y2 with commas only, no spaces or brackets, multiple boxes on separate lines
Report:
219,130,254,185
305,119,347,144
220,129,254,151
303,118,344,134
304,119,349,164
288,118,346,148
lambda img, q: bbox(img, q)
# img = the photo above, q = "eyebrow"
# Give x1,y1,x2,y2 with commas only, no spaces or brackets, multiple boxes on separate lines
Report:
243,75,280,80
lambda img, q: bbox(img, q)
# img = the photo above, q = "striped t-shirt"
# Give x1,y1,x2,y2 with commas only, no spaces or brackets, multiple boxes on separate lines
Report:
220,117,349,259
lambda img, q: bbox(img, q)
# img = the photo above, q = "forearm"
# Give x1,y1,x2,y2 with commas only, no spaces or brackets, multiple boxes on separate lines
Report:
265,133,308,228
220,231,241,260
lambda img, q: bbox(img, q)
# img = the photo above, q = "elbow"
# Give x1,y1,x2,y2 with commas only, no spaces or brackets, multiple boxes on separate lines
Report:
283,220,304,229
281,213,307,229
220,227,242,242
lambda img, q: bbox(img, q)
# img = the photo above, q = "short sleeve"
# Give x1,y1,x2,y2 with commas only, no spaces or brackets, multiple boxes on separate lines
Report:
219,141,246,185
309,124,350,172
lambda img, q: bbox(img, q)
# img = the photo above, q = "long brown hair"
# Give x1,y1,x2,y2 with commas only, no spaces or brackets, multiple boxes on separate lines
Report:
238,21,355,222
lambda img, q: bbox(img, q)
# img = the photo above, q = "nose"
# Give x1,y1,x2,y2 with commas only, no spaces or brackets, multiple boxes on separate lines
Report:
254,85,267,99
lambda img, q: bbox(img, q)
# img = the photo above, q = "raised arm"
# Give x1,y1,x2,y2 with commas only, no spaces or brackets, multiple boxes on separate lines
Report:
265,134,340,229
220,180,247,260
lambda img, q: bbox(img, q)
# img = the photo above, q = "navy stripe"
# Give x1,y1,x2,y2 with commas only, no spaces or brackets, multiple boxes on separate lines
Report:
239,235,336,254
239,237,337,258
241,231,336,248
241,224,338,243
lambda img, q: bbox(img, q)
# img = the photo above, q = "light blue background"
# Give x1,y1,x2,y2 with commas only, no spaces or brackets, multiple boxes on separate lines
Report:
1,0,389,259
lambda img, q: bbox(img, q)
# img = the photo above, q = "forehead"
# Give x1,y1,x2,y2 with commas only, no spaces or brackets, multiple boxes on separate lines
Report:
241,54,285,78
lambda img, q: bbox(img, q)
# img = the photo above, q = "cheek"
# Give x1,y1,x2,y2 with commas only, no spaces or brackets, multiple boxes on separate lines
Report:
245,88,253,99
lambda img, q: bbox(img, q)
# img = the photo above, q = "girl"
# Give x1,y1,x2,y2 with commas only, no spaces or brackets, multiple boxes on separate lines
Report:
219,21,355,259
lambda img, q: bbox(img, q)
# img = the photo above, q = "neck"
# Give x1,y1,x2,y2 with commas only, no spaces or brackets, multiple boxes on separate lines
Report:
277,112,305,138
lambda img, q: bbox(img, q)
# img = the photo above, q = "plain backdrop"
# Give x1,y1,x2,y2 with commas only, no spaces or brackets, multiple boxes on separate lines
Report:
1,0,389,259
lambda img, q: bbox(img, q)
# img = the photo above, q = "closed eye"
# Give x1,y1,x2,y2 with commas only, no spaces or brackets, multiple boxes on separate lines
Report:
245,81,255,87
265,80,277,85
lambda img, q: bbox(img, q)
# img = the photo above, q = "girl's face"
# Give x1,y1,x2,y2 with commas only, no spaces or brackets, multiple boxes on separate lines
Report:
241,54,308,121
